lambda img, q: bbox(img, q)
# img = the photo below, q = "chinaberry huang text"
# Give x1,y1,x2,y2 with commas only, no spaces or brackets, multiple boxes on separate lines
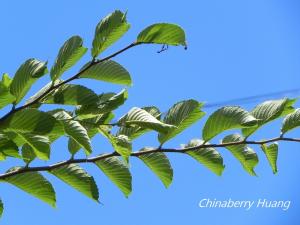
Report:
198,198,291,211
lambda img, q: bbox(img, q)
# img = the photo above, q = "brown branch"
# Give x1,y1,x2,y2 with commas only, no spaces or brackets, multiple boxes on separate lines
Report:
0,42,140,122
0,136,299,180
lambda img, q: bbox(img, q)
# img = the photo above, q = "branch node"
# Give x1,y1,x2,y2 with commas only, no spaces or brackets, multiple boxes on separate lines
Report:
157,44,169,53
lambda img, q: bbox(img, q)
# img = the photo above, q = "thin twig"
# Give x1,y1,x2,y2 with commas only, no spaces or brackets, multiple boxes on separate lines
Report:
0,136,299,180
0,42,140,122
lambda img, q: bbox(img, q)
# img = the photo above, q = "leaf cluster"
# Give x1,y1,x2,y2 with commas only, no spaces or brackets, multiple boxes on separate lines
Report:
0,10,297,218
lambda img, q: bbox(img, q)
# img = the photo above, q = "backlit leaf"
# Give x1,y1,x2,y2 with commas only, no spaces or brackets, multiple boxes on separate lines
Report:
0,198,3,218
80,60,131,86
0,134,20,160
138,148,173,187
0,109,58,135
118,107,175,134
4,167,56,207
92,10,130,57
184,139,224,176
17,133,50,160
0,73,16,109
281,108,300,134
10,59,48,104
137,23,186,47
98,126,131,162
261,143,278,174
76,89,128,119
222,134,258,176
95,156,131,197
117,106,161,139
43,84,98,106
50,36,87,81
50,164,99,201
50,110,92,155
243,98,295,137
159,100,205,144
21,144,36,165
202,106,257,141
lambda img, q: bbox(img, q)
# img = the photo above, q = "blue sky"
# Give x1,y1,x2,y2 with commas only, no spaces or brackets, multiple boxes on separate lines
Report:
0,0,300,224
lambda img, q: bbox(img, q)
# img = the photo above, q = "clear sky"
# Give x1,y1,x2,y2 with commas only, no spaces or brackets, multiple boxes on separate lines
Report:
0,0,300,224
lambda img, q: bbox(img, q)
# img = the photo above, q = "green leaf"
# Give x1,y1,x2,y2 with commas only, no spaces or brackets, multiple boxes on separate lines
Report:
68,113,114,154
222,134,258,176
0,198,3,218
51,111,92,155
76,111,114,130
0,73,16,109
4,167,56,207
3,132,25,147
46,121,66,143
68,125,98,156
17,133,50,160
261,143,278,174
95,156,132,197
10,59,48,104
117,106,161,139
140,106,161,119
0,134,20,160
242,98,295,137
0,109,58,135
92,10,130,57
1,73,12,87
281,108,300,134
25,80,61,108
68,138,82,156
138,148,173,188
76,89,128,119
50,164,99,201
202,106,258,141
158,100,205,144
79,60,131,86
98,126,131,162
43,84,98,106
50,36,87,81
82,112,115,129
118,107,175,134
184,139,225,176
112,135,132,162
21,144,36,165
137,23,186,47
